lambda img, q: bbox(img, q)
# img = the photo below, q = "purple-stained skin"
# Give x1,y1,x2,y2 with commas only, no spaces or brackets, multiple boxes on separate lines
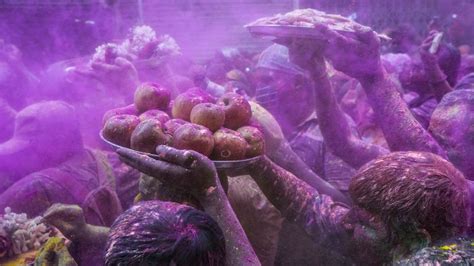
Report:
1,2,474,265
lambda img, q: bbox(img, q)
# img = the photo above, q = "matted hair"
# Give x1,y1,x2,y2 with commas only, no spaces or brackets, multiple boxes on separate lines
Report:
105,200,226,266
349,152,469,246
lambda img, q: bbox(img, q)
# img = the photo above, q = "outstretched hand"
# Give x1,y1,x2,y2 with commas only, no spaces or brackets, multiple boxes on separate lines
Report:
118,146,219,199
42,204,86,241
278,24,383,81
419,30,442,66
75,57,139,92
320,24,382,80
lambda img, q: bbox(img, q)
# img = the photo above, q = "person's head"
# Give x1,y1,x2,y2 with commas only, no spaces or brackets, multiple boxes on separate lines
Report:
385,24,421,54
399,43,461,95
429,89,474,180
105,200,226,266
348,152,469,261
254,44,314,129
0,101,83,179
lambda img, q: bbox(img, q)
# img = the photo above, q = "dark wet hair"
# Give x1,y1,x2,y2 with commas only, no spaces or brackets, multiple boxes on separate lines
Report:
349,152,469,254
105,201,226,266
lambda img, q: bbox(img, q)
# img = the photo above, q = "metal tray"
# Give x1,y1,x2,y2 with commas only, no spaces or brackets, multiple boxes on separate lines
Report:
246,24,391,41
100,130,262,170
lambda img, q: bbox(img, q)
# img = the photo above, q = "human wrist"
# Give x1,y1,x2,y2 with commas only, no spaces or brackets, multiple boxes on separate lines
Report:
247,155,272,178
197,178,225,208
358,65,386,88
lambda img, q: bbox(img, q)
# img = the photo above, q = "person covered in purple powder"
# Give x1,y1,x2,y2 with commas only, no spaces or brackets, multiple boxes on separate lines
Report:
277,23,474,185
105,200,226,266
0,101,140,227
252,44,356,265
42,196,256,266
117,147,261,266
398,30,461,128
117,145,470,265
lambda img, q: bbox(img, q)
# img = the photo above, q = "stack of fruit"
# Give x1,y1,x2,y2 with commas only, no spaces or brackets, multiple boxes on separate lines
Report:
102,83,265,161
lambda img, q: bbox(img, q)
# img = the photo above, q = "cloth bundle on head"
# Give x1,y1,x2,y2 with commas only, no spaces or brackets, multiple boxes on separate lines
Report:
256,44,305,76
0,100,82,168
255,44,305,112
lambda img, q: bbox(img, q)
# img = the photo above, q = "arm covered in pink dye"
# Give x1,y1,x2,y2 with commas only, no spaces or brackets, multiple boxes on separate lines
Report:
359,70,446,157
248,156,350,246
304,25,447,158
311,71,389,168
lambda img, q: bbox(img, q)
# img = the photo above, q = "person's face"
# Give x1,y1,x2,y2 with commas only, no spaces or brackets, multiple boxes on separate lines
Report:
399,61,430,95
255,68,313,124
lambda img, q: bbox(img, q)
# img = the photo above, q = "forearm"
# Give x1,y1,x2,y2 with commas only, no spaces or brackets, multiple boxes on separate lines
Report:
360,70,447,158
313,73,387,168
424,63,452,101
248,156,349,240
199,183,260,266
83,224,110,247
270,141,349,204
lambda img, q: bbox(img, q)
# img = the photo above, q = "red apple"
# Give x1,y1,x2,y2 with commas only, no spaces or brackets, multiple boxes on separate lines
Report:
131,119,172,153
164,119,188,136
172,90,213,121
190,103,225,132
102,114,140,148
237,126,265,158
217,92,251,130
102,104,138,125
186,87,216,103
211,128,247,160
173,123,214,156
139,109,170,124
134,82,171,113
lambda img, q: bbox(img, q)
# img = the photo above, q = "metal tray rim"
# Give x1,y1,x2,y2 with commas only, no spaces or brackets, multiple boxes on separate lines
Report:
100,130,262,170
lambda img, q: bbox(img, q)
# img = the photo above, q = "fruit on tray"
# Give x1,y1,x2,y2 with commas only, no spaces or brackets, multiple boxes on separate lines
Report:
102,86,265,160
237,126,265,158
217,92,251,130
131,119,172,153
134,82,171,113
172,123,214,157
102,114,140,148
190,103,225,132
211,128,247,160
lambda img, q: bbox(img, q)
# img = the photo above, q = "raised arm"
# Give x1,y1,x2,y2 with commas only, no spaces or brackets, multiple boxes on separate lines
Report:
284,40,388,168
314,25,447,158
250,101,349,204
419,31,453,101
118,146,260,266
247,156,349,245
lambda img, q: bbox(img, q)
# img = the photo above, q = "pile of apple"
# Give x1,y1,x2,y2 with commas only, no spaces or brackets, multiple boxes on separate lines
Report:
102,83,265,160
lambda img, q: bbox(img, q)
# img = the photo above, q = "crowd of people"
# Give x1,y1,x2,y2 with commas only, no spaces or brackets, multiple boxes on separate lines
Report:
1,10,474,265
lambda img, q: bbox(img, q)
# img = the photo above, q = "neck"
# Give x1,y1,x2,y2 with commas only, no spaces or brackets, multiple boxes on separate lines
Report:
73,224,110,244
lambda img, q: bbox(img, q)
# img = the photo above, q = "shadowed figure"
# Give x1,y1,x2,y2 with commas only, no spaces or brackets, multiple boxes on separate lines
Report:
42,203,110,266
